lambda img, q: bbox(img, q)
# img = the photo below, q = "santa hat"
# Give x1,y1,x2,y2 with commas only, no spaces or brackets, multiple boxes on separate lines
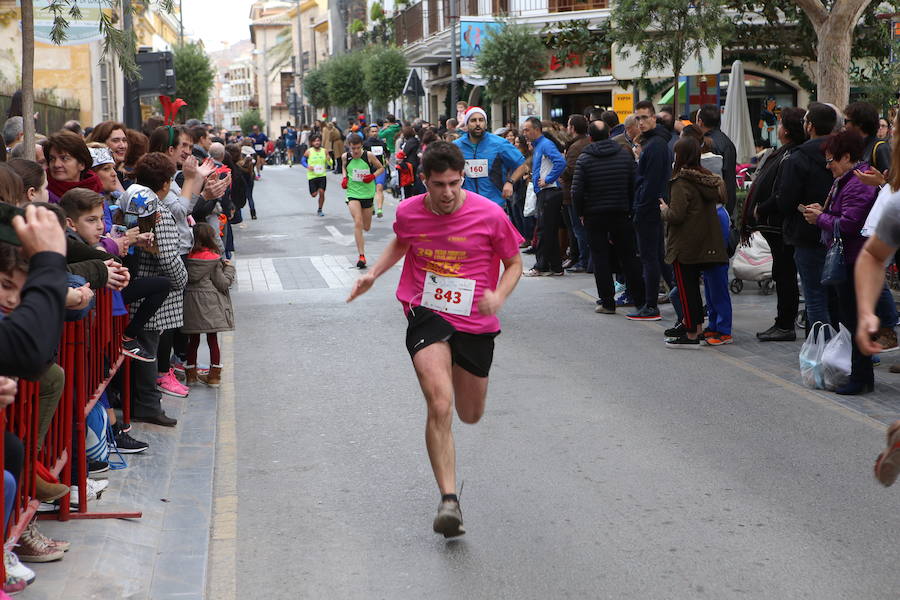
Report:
463,106,487,125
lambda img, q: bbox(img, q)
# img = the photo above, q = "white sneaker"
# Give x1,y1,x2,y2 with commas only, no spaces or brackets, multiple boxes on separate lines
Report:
70,478,109,506
4,550,35,583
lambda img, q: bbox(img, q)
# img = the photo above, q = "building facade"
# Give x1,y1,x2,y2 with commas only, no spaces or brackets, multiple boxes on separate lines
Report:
249,0,295,136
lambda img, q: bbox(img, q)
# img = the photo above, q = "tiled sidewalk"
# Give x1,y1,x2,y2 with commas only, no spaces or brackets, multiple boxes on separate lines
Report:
23,383,219,600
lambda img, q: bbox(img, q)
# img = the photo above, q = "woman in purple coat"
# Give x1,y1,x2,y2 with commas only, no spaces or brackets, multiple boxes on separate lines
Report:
803,129,878,395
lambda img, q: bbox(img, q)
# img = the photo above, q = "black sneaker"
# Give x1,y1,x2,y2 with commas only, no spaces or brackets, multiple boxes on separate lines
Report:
89,460,109,475
122,338,156,362
356,255,367,269
756,325,797,342
112,425,149,454
665,335,701,349
664,322,686,338
626,306,662,321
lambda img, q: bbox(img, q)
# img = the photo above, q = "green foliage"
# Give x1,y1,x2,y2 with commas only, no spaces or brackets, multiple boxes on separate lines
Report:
610,0,731,114
46,0,174,80
238,109,264,134
476,21,548,115
173,42,215,121
543,20,611,77
326,51,370,109
851,44,900,115
725,0,900,95
304,62,331,109
363,46,408,107
350,19,366,35
370,2,384,21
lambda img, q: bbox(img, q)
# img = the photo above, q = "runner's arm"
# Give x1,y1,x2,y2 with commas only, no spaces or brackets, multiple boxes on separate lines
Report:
855,234,895,355
478,253,523,315
346,236,410,302
369,153,384,178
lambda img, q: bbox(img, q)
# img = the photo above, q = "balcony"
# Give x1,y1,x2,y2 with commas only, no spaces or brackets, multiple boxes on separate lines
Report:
395,2,424,45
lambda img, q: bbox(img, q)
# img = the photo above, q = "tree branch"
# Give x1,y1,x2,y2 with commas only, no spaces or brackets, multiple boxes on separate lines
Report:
792,0,828,28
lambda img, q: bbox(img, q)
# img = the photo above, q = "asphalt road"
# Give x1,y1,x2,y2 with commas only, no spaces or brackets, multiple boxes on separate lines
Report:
227,164,900,600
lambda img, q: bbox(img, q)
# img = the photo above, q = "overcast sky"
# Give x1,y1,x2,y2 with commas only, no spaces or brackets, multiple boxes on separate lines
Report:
180,0,254,51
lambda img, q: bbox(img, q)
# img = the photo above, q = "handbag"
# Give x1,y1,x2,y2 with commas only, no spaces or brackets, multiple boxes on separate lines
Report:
821,219,846,286
523,182,537,217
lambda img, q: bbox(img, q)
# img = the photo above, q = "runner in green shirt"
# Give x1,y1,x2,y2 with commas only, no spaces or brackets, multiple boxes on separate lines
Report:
341,133,384,268
379,115,401,153
302,134,332,216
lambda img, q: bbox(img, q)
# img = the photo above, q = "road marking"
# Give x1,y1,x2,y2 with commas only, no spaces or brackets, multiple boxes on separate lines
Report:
207,331,237,600
310,255,358,288
235,257,284,292
322,225,354,246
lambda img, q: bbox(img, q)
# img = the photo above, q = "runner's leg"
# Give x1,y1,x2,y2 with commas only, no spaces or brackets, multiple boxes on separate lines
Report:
375,184,384,212
452,366,488,424
362,205,373,233
347,200,366,255
317,188,325,211
412,342,457,495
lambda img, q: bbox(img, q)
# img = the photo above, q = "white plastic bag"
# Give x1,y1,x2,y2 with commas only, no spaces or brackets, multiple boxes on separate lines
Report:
821,324,852,390
523,182,537,217
799,322,833,389
732,232,773,281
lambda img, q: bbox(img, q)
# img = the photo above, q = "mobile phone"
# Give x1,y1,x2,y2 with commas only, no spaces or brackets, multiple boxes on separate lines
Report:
797,204,806,212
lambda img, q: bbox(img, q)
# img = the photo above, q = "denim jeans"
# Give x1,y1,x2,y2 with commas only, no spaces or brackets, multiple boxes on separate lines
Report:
703,264,732,335
834,264,874,385
876,284,898,328
567,202,590,268
793,245,830,327
634,219,674,309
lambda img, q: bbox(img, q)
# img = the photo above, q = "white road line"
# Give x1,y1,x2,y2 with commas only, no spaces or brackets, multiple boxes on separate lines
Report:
323,225,354,246
310,255,357,288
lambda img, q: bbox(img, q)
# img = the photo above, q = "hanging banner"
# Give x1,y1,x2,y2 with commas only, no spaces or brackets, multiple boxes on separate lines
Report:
21,0,107,46
459,18,501,78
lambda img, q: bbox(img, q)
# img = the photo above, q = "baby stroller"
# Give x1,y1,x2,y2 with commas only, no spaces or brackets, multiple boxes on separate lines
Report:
730,232,775,294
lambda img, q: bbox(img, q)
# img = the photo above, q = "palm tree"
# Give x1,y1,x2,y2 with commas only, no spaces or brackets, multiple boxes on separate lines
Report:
21,0,35,161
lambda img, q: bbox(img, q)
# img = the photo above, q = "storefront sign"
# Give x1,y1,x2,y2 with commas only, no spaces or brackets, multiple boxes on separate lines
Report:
459,18,501,77
21,0,106,45
613,93,633,121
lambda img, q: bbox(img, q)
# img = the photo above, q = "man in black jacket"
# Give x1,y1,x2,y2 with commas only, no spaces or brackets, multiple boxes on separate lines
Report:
844,101,891,174
0,204,68,379
697,104,738,214
628,100,673,321
573,120,645,313
776,102,837,327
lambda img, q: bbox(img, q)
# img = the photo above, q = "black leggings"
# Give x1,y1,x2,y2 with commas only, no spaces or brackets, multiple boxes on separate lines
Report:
5,432,23,487
121,276,171,340
673,261,714,332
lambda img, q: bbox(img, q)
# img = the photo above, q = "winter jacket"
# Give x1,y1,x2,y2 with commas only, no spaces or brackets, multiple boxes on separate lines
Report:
323,124,343,156
131,203,188,331
634,124,672,224
705,128,737,212
863,135,891,174
453,132,525,206
560,135,590,206
65,230,119,289
571,140,635,218
743,143,795,236
530,135,566,192
378,123,401,153
182,252,235,334
663,169,728,265
816,162,878,265
612,133,634,156
776,137,833,248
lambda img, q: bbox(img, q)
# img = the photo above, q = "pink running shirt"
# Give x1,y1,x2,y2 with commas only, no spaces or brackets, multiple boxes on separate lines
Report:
393,191,524,334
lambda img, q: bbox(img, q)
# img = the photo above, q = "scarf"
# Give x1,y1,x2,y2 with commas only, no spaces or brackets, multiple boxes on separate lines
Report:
47,171,104,199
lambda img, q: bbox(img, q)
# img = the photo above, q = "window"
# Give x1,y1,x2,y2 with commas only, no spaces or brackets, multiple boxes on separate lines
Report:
549,0,607,12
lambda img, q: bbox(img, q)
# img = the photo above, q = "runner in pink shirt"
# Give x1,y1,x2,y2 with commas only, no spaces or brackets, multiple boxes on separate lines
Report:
347,141,523,538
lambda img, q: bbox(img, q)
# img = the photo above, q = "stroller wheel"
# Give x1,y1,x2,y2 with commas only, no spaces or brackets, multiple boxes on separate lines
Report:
729,279,744,294
760,278,775,295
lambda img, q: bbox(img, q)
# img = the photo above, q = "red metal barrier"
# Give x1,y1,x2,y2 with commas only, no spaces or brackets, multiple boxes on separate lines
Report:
0,289,142,567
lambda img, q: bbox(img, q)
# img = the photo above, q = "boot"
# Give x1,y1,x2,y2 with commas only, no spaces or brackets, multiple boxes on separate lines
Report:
198,365,221,388
184,366,199,386
35,473,69,503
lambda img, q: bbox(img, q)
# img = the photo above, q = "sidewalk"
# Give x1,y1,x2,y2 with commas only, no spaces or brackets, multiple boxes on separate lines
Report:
579,280,900,425
21,378,219,599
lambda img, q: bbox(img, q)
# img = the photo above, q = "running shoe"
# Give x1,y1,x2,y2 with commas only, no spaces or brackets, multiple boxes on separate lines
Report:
376,209,383,218
664,322,686,338
171,355,186,378
665,335,701,349
88,460,109,477
705,334,734,346
625,306,662,321
69,478,109,506
356,255,367,269
614,281,626,295
111,423,149,454
121,338,156,362
156,369,189,398
523,268,549,277
317,209,324,217
595,305,615,314
5,549,37,580
432,499,465,538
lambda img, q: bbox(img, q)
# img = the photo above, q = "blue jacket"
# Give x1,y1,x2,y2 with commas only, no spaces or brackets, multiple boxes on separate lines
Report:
454,132,525,206
531,135,566,192
634,124,673,223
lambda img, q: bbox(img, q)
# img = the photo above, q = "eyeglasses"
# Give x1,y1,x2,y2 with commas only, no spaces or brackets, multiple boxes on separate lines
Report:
825,157,835,165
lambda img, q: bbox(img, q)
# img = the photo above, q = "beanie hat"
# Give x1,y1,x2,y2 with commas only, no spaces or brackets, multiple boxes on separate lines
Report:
463,107,487,125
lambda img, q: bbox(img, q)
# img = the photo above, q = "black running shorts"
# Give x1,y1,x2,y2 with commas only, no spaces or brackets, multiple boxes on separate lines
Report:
308,177,327,195
405,306,498,378
347,197,374,209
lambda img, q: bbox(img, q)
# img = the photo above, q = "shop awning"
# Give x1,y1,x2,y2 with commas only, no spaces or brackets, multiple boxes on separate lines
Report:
659,79,687,105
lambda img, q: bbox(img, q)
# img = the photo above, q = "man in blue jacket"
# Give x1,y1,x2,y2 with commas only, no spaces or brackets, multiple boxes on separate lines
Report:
628,101,674,321
522,116,568,276
452,107,528,208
